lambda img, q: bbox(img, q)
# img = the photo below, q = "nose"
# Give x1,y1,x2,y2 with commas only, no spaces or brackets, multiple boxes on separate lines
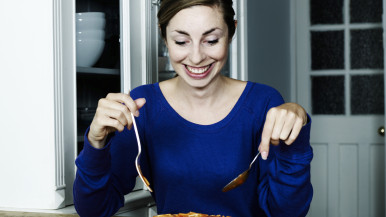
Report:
189,43,206,65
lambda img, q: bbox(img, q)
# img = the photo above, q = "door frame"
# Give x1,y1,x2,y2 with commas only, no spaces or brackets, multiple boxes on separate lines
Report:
383,0,386,214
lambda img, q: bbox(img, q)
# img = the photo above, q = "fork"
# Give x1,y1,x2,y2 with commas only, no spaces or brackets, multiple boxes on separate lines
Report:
131,112,153,192
222,151,260,192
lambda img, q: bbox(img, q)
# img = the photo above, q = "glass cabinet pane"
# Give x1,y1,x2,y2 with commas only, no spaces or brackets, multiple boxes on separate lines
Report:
350,28,384,69
75,0,121,153
351,74,384,114
310,0,344,25
312,76,345,114
311,31,344,70
350,0,382,23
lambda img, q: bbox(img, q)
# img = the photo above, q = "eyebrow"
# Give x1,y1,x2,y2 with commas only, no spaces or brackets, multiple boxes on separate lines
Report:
174,28,218,36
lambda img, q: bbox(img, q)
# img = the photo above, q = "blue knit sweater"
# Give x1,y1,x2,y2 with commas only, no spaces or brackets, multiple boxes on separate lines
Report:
73,82,313,217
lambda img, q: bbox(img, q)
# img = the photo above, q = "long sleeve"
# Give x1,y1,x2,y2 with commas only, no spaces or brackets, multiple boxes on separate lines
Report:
73,82,314,217
258,117,313,217
73,127,140,217
73,87,151,217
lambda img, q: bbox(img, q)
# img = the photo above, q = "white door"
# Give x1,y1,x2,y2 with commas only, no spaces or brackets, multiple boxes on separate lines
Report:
295,0,385,216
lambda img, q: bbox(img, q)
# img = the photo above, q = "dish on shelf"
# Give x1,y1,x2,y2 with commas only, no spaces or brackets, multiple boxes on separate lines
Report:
76,12,105,18
76,29,105,40
76,17,106,31
76,39,105,67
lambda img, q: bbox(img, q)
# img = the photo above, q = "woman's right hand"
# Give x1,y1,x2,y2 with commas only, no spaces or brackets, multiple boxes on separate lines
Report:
88,93,146,149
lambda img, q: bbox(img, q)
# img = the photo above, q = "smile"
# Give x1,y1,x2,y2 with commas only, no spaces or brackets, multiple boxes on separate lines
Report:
186,64,212,74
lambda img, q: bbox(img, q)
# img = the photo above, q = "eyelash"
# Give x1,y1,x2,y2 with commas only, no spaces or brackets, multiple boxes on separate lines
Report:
207,39,219,45
174,39,219,46
175,41,186,45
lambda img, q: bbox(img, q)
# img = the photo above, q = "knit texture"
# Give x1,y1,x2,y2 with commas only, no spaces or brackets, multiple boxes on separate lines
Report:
74,82,313,217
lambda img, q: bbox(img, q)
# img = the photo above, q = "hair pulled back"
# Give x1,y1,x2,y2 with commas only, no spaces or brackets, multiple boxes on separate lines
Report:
157,0,236,40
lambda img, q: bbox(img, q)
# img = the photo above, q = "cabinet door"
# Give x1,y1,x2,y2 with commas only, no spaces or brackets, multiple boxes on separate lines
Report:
0,0,77,209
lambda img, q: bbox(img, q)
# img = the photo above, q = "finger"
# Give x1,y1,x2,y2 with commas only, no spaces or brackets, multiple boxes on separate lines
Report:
279,111,296,141
284,117,304,145
271,109,286,142
94,111,126,133
134,98,147,111
101,107,131,130
259,110,276,160
101,115,126,132
106,93,139,117
101,99,132,125
270,138,280,146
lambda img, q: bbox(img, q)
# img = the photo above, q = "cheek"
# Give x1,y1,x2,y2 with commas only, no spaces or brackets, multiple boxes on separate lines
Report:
207,45,228,61
168,46,187,63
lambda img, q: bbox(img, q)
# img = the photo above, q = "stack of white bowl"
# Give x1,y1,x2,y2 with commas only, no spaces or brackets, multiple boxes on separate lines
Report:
76,12,106,67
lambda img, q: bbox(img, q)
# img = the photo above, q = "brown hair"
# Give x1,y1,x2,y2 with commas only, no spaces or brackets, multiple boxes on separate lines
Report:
157,0,236,40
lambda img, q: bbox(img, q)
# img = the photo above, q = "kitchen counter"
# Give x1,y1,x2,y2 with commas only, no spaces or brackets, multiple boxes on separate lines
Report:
0,211,124,217
0,190,155,217
0,211,78,217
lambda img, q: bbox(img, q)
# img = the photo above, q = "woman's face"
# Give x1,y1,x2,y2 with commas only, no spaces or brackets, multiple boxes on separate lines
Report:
165,5,230,88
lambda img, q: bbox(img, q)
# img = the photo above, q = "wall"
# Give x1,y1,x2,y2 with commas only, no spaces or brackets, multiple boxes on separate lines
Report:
247,0,291,101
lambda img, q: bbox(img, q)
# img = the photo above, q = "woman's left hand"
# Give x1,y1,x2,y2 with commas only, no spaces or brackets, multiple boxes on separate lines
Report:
258,102,307,160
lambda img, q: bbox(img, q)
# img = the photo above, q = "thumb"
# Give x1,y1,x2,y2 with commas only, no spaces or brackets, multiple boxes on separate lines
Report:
135,98,146,110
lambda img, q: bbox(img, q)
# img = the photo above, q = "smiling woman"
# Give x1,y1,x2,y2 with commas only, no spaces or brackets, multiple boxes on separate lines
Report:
164,5,229,88
73,0,313,217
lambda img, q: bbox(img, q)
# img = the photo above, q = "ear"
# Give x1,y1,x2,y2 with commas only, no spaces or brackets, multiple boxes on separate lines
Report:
234,20,238,29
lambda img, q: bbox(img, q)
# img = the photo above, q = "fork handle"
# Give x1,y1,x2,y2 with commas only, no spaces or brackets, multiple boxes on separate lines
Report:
249,152,260,168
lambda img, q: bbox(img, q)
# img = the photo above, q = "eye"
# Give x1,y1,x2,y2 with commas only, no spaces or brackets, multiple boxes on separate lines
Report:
174,41,186,46
207,39,219,45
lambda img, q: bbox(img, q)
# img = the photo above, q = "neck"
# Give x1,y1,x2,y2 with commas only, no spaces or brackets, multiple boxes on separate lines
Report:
175,75,229,108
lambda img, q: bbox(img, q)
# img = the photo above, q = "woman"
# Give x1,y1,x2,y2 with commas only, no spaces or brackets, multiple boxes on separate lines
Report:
73,0,313,216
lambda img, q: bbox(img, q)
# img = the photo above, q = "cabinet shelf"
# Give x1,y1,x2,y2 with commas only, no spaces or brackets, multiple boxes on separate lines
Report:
77,67,120,75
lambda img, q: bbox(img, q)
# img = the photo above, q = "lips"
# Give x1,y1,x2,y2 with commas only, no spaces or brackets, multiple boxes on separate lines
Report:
184,63,214,79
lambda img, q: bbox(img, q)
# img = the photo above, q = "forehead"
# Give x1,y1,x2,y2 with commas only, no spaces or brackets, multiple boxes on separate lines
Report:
167,5,225,31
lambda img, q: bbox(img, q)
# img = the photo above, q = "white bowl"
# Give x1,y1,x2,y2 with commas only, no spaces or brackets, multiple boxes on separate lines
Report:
76,39,105,67
76,30,105,40
76,17,105,31
76,12,105,18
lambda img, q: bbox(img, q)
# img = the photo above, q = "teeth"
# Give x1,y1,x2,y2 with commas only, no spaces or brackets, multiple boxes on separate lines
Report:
187,65,210,74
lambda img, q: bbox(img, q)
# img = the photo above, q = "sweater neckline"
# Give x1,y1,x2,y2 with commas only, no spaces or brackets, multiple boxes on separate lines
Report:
154,81,252,131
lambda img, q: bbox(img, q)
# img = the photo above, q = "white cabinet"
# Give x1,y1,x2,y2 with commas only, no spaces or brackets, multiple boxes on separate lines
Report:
0,0,76,209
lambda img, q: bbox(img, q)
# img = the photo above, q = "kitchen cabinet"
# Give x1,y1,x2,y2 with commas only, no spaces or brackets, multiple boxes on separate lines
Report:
0,0,247,215
0,0,77,210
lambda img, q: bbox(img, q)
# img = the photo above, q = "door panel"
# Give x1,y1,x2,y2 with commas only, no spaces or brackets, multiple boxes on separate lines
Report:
295,0,385,216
